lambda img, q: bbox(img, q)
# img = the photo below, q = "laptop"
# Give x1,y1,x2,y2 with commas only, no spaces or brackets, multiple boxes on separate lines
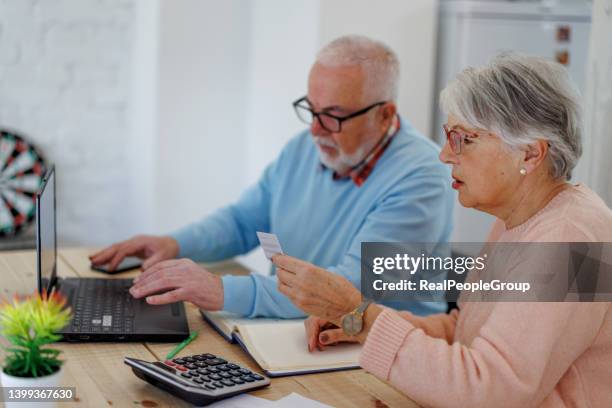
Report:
36,166,190,342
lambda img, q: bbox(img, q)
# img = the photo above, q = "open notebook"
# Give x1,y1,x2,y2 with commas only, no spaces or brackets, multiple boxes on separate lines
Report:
201,311,361,377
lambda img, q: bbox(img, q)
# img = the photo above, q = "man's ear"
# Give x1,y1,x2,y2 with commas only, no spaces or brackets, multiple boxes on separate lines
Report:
379,102,397,130
522,140,549,174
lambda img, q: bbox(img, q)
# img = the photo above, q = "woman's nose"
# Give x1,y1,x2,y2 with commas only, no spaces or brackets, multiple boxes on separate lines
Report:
439,141,458,165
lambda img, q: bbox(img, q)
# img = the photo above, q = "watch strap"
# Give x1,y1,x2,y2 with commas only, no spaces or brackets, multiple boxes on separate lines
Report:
355,299,372,316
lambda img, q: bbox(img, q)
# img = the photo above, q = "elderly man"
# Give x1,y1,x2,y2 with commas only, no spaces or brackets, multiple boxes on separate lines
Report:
91,35,454,318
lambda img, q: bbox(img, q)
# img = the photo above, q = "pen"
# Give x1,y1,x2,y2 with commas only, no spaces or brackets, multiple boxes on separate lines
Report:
166,331,199,360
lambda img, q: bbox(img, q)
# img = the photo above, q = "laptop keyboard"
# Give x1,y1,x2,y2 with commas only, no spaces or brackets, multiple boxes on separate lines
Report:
70,279,135,333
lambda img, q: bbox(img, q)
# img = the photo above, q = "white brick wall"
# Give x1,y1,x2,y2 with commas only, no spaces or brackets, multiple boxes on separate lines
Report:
0,0,137,245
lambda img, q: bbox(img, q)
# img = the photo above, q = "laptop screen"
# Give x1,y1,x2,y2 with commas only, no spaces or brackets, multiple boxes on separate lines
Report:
37,166,56,294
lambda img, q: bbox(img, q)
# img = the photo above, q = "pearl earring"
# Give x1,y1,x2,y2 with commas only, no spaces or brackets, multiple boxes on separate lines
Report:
520,168,527,175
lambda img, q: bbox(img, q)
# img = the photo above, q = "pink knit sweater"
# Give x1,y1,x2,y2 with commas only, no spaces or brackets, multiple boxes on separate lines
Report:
360,185,612,407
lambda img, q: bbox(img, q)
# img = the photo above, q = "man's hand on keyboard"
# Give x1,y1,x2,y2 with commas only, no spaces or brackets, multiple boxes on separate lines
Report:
128,258,224,311
90,235,180,272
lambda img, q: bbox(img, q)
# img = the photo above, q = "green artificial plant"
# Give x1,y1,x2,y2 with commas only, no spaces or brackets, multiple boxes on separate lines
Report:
1,291,71,378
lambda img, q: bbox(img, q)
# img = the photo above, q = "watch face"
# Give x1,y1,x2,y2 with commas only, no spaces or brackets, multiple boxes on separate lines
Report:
342,313,363,336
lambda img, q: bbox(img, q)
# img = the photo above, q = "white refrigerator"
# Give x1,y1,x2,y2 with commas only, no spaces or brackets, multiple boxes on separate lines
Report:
433,0,592,243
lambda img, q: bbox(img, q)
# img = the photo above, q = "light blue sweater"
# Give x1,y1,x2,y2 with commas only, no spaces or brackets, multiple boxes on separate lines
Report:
171,117,454,318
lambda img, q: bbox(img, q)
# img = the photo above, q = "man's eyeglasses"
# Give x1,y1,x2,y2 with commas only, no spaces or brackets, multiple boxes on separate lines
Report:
293,96,386,133
442,124,479,155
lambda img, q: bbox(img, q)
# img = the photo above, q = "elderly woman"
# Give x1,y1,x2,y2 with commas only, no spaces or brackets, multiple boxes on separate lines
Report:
272,54,612,408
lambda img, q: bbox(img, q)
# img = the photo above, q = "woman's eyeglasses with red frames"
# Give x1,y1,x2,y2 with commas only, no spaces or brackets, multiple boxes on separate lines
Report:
442,124,479,154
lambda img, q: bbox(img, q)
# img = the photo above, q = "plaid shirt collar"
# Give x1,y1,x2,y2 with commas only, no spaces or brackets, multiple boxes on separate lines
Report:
323,115,400,187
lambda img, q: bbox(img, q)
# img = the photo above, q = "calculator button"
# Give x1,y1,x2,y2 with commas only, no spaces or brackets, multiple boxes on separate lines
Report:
193,378,204,384
185,363,198,370
189,370,200,376
241,375,255,382
202,353,216,359
196,369,208,375
227,363,240,370
229,370,241,376
232,378,245,384
221,379,235,387
205,384,216,390
173,359,186,365
206,367,220,374
251,374,264,380
175,365,188,372
199,376,211,383
164,360,176,367
220,372,232,379
194,355,207,361
205,358,226,366
195,361,207,368
213,382,224,388
238,368,251,375
218,365,231,371
180,373,192,378
184,357,196,363
209,374,222,381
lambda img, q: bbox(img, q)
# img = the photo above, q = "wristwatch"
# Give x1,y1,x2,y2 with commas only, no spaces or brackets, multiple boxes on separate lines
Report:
341,299,372,336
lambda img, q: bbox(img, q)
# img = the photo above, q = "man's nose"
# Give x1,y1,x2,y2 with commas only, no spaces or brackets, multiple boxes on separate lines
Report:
310,116,329,137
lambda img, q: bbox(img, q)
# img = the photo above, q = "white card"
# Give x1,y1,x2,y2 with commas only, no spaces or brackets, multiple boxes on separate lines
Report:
256,231,284,260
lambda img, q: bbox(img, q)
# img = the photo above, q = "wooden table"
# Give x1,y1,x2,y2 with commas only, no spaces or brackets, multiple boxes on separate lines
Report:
0,249,419,407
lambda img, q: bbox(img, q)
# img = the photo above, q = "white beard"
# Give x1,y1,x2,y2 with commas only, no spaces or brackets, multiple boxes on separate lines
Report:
314,136,373,174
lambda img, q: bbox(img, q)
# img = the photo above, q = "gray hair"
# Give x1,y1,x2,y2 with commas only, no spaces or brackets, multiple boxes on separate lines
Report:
440,53,582,180
316,35,400,102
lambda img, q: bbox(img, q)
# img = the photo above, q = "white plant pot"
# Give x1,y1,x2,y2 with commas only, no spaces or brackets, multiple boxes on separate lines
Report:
0,366,64,408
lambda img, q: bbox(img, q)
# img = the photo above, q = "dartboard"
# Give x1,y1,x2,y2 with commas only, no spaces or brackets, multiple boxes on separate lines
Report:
0,130,46,237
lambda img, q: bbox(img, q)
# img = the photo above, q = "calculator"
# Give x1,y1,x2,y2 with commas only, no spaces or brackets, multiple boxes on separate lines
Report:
124,353,271,406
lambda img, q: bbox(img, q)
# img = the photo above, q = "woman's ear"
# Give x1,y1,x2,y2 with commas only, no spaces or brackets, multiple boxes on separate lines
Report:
522,140,549,174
